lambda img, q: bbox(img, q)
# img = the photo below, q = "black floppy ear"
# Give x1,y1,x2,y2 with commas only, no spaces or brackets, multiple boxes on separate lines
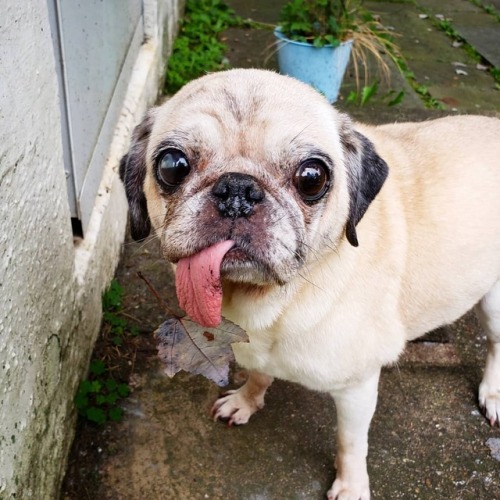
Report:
119,109,156,241
340,120,389,247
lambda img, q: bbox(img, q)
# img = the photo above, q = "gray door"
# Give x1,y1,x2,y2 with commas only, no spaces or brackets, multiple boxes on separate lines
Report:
49,0,144,234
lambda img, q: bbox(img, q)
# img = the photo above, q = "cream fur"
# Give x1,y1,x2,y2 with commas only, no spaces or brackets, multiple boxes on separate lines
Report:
123,69,500,500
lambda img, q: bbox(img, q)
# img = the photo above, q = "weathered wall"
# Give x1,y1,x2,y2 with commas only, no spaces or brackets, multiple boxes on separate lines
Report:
0,0,181,497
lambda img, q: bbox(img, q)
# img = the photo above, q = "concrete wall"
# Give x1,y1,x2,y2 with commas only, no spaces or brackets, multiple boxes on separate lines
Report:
0,0,181,497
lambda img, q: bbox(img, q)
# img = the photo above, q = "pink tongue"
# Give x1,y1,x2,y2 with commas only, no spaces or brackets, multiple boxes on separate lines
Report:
175,240,235,327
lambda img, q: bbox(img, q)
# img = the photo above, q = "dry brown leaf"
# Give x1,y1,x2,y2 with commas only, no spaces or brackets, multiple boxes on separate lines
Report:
155,316,249,386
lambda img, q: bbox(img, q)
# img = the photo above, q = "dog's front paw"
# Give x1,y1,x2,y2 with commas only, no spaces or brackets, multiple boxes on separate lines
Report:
479,379,500,426
327,477,370,500
211,388,264,426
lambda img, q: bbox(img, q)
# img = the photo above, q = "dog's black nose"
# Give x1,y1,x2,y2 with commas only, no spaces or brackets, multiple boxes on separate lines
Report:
212,172,265,218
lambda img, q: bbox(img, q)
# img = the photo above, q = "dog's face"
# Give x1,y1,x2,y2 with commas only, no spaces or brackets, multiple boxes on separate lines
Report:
120,69,388,288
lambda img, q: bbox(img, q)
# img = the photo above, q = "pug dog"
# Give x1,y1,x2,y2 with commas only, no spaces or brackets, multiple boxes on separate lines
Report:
119,69,500,499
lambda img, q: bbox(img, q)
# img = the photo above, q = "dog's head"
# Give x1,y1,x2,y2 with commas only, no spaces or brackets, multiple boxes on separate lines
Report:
120,69,387,289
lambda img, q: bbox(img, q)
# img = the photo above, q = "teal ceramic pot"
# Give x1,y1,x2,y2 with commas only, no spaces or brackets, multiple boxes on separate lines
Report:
274,29,353,103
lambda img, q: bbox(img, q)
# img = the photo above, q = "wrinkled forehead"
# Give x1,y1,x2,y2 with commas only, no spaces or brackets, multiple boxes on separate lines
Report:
149,72,343,161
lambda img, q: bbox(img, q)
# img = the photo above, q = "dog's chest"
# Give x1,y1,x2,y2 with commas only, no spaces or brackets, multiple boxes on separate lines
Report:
231,325,325,388
224,282,406,392
230,317,370,392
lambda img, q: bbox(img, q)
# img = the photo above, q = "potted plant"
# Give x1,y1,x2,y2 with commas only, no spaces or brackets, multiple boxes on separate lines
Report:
275,0,400,102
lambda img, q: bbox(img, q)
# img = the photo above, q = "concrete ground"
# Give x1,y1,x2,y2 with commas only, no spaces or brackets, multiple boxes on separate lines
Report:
63,1,500,498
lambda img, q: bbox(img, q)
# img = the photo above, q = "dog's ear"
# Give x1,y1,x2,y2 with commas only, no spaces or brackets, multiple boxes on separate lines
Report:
119,109,156,241
340,117,389,247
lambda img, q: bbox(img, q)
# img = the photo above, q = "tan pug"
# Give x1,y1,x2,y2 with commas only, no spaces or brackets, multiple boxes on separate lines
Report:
120,69,500,499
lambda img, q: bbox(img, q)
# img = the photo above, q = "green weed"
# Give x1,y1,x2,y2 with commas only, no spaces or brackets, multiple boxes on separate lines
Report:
101,280,139,346
346,81,379,105
393,54,444,109
490,67,500,85
74,280,136,425
75,359,130,425
165,0,241,94
346,82,405,107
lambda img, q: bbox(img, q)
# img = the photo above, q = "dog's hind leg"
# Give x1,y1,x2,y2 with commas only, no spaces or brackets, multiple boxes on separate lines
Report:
476,279,500,426
211,371,273,426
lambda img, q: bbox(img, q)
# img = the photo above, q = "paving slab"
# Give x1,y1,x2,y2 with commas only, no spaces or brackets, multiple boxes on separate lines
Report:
416,0,485,14
454,25,500,67
367,1,500,113
416,0,500,68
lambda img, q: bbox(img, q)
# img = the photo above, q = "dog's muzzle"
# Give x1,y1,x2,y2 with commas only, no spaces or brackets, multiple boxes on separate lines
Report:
212,172,265,218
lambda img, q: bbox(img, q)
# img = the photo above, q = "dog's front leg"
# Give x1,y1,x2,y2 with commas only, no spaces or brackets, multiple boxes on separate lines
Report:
211,370,273,426
328,369,380,500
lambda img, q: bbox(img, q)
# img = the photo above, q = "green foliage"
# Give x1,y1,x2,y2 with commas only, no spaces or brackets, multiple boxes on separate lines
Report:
74,280,135,425
346,82,405,106
278,0,364,47
489,67,500,85
436,19,461,40
75,367,130,425
102,279,138,346
391,54,444,109
346,81,379,105
386,89,405,106
435,18,481,63
360,81,379,105
414,85,444,109
165,0,240,94
102,279,123,311
277,0,404,96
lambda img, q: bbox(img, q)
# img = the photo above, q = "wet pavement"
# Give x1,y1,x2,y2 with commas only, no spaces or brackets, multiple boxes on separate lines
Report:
62,1,500,498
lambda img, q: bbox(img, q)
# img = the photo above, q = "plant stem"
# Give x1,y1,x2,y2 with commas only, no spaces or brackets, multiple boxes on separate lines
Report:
136,271,180,318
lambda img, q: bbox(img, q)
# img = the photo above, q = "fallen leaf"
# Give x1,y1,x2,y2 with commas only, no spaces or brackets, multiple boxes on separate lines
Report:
155,316,249,386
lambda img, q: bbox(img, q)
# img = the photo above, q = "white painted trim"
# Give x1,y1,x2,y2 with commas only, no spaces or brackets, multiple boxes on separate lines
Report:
73,38,160,286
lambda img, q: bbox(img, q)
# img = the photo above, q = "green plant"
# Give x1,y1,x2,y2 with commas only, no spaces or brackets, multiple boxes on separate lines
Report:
389,52,445,109
279,0,353,47
346,81,379,105
277,0,403,89
346,82,405,106
74,280,137,424
75,359,130,425
165,0,241,94
102,278,124,310
102,279,138,346
491,68,500,85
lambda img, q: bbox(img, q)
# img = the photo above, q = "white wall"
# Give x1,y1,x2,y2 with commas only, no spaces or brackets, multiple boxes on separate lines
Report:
0,0,181,497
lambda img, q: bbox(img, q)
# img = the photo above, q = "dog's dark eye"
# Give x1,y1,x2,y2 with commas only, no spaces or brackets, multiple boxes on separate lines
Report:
293,160,330,202
157,149,190,187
